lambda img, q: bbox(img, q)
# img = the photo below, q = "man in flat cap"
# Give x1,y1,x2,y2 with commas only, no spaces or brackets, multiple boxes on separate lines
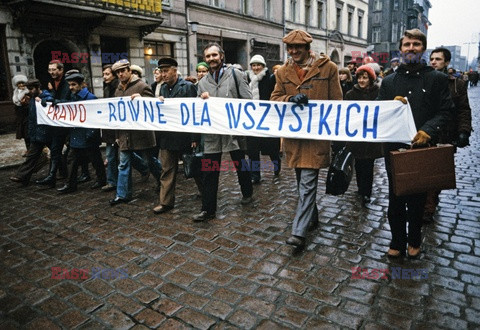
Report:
109,59,161,205
152,57,201,214
57,71,106,194
271,29,343,248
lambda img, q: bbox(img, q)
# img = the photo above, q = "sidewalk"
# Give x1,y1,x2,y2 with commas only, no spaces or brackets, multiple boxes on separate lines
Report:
0,133,28,170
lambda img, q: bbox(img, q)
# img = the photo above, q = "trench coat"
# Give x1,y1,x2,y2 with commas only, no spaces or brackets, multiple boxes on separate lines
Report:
270,55,343,169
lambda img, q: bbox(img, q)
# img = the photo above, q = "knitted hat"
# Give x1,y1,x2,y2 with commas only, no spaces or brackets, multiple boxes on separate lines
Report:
130,65,143,77
250,54,266,66
12,75,28,87
282,29,313,44
356,65,376,81
196,62,209,71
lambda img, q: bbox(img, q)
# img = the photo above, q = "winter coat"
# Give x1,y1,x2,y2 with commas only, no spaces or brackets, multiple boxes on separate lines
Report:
69,88,101,149
49,76,71,137
158,77,199,151
345,84,384,159
377,64,455,144
28,90,54,144
114,77,156,151
270,55,343,169
245,69,280,156
197,65,252,154
438,75,472,144
340,80,354,99
101,78,119,144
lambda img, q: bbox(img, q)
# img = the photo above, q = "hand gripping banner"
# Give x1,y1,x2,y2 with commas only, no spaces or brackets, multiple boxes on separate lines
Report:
36,97,417,143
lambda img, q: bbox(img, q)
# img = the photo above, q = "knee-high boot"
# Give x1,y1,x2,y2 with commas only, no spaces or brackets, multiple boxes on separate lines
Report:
35,158,58,187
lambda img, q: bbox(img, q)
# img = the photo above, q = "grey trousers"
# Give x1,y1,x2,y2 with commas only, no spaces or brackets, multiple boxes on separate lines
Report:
292,168,319,238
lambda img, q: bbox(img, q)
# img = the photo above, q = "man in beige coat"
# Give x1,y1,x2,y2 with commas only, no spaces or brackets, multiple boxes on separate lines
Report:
271,30,343,247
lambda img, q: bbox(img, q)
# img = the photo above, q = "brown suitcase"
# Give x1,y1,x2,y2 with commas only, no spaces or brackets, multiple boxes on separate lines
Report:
389,145,456,196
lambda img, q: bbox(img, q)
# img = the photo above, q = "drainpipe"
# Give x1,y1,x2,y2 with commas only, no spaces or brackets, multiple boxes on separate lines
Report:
282,0,286,60
184,0,190,75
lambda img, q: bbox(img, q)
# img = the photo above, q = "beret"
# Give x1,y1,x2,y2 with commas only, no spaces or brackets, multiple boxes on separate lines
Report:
158,57,178,68
112,59,130,72
356,65,376,81
282,29,312,44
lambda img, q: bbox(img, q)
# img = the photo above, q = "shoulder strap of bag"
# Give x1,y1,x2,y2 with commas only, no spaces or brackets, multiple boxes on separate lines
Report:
231,68,240,97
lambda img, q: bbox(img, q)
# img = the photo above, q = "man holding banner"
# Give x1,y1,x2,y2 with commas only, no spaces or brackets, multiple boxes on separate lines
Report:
194,42,254,222
378,29,455,258
270,29,343,248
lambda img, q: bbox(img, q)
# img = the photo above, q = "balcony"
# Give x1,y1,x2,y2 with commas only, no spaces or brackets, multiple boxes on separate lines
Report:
6,0,163,37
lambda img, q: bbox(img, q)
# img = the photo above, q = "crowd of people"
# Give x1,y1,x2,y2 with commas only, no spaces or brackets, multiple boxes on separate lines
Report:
9,27,473,259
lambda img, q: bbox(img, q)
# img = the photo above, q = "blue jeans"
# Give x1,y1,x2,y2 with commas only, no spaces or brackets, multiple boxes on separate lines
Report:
105,144,118,186
116,149,162,199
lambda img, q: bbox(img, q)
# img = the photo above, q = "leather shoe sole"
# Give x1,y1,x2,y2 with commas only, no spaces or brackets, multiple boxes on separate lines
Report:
286,235,305,247
387,248,403,258
109,197,131,206
153,205,173,214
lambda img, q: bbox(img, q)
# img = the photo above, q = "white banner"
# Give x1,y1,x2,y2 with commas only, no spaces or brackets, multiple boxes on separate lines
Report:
36,97,417,143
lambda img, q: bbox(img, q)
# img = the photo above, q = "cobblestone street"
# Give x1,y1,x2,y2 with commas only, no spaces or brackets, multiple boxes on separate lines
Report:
0,88,479,329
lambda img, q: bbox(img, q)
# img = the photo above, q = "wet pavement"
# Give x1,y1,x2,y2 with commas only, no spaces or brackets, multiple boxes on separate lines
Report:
0,88,479,329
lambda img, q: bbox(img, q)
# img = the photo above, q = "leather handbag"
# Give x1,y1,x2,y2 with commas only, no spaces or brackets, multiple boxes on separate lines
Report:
389,144,456,196
326,146,355,195
182,148,204,179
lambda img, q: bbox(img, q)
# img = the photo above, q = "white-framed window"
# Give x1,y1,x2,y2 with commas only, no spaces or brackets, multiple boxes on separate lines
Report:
358,10,364,38
317,0,325,29
305,0,311,26
372,27,381,43
265,0,272,20
392,22,399,42
336,2,343,32
209,0,220,7
290,0,297,21
347,6,354,35
373,0,382,11
242,0,250,15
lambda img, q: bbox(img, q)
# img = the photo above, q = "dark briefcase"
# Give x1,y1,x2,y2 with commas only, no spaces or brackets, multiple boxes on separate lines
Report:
389,144,456,196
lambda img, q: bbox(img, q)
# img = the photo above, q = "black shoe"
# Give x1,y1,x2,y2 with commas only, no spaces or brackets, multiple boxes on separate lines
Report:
286,235,305,247
193,211,215,222
57,184,77,194
361,195,371,206
35,176,55,188
10,176,28,186
77,174,91,183
274,160,281,176
109,197,130,206
307,220,319,232
91,181,106,189
153,205,173,214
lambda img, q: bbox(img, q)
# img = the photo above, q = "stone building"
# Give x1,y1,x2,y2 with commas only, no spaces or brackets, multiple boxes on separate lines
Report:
367,0,432,68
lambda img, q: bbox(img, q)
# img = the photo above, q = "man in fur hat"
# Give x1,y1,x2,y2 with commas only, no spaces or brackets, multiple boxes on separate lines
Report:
270,29,343,248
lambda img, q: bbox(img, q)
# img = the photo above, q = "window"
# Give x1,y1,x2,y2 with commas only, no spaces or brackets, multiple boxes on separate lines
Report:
242,0,250,15
161,0,170,7
394,0,399,10
144,41,174,84
0,25,11,102
305,0,311,26
347,6,354,35
336,2,343,31
357,11,364,38
392,22,398,42
372,27,381,43
209,0,220,7
290,0,297,21
373,0,382,11
317,1,325,29
265,0,272,19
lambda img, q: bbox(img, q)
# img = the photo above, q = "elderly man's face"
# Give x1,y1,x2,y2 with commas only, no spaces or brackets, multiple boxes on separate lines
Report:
287,44,309,64
160,67,178,86
68,81,82,94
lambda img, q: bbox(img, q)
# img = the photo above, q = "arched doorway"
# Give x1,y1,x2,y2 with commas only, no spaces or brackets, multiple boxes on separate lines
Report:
330,49,340,65
33,39,78,90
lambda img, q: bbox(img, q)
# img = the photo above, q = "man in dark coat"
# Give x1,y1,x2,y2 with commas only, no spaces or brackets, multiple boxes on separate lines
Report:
109,59,161,205
56,72,106,194
152,57,200,214
35,60,71,187
424,47,473,222
10,79,53,185
377,29,455,258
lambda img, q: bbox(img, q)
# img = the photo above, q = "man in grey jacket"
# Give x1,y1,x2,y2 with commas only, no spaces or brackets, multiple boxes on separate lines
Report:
194,42,254,221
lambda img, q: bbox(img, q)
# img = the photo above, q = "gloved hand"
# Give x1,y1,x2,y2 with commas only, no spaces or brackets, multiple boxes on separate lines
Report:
41,99,47,107
412,130,431,147
456,132,470,148
394,96,407,104
52,99,61,106
289,93,309,105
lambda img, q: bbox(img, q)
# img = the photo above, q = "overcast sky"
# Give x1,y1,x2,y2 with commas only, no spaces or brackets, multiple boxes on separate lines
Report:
427,0,480,62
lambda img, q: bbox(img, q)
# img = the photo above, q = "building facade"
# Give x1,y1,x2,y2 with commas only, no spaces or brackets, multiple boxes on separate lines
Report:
367,0,431,67
0,0,369,127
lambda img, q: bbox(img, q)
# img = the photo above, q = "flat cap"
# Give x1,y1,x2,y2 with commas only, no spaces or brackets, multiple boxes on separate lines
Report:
112,59,130,72
391,57,400,63
158,57,178,68
130,64,143,77
282,29,312,44
65,72,85,82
